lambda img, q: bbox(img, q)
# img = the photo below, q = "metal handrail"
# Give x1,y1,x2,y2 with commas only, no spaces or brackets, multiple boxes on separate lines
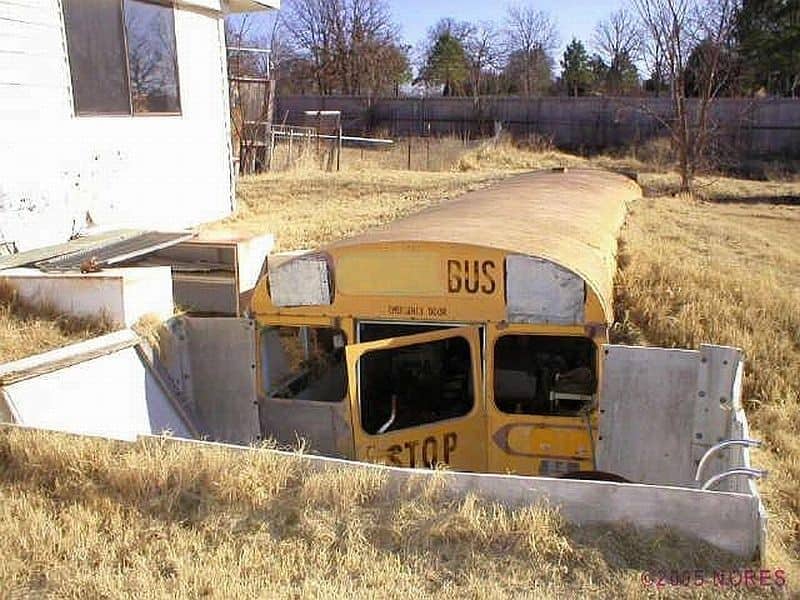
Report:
701,468,767,491
694,439,762,482
377,394,398,434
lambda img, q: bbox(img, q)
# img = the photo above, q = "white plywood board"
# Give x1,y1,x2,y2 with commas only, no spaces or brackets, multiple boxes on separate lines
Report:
145,434,764,560
596,345,699,486
597,344,750,489
0,266,174,327
3,346,192,440
260,397,352,458
506,254,585,324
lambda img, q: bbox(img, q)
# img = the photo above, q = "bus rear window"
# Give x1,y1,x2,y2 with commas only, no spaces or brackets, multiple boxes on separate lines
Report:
260,326,347,402
494,335,596,416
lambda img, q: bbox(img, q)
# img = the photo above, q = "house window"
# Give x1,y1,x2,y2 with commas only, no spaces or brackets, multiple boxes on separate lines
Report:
62,0,181,116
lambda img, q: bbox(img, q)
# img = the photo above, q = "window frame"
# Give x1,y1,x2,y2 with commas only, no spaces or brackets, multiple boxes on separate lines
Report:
491,331,599,416
259,324,349,404
62,0,182,118
346,327,483,437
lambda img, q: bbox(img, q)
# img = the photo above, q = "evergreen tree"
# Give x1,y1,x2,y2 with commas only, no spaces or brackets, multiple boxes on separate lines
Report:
561,38,593,96
736,0,800,96
420,33,470,96
606,50,640,95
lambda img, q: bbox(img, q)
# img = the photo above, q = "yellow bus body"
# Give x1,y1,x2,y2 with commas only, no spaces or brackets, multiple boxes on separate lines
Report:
251,168,642,476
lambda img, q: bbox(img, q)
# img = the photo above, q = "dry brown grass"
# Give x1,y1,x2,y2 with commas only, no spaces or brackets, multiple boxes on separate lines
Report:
0,427,767,599
613,193,800,584
0,280,115,363
3,139,799,596
205,137,593,250
206,166,509,251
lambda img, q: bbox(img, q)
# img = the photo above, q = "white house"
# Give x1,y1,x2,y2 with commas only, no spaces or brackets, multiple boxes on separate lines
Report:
0,0,278,251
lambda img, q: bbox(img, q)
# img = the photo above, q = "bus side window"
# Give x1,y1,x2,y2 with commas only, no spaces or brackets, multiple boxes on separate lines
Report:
359,336,474,435
493,335,596,416
261,326,347,402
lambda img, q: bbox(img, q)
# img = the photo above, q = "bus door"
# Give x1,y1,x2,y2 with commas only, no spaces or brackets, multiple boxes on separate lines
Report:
486,326,598,476
345,326,487,472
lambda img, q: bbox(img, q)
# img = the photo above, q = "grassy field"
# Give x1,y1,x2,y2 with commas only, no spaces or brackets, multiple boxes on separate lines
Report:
1,138,798,596
613,195,800,580
0,428,767,599
0,281,113,363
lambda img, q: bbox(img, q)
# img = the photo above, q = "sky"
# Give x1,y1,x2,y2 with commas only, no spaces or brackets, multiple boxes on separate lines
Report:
390,0,626,59
245,0,629,73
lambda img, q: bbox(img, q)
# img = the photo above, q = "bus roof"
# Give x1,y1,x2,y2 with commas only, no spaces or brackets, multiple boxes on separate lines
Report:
326,168,641,323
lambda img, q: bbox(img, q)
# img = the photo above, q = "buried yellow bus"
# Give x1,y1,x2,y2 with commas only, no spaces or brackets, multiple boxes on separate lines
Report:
250,168,642,477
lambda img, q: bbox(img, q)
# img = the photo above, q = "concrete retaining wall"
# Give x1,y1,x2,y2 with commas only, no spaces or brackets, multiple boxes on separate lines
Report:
142,434,765,561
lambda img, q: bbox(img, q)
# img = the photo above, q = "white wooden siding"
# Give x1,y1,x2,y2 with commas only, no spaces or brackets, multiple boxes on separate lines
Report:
0,0,235,251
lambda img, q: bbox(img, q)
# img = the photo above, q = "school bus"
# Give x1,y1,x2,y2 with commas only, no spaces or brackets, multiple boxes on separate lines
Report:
250,168,642,476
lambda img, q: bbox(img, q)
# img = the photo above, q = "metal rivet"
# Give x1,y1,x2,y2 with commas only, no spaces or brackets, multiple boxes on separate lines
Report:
695,433,703,439
720,396,727,404
701,357,707,363
698,391,706,398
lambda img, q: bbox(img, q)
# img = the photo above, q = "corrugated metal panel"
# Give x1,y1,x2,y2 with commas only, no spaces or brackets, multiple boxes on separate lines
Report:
35,231,195,271
0,230,141,270
0,230,195,271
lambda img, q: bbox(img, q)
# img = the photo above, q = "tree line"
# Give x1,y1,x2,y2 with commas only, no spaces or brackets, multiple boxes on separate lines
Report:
228,0,799,99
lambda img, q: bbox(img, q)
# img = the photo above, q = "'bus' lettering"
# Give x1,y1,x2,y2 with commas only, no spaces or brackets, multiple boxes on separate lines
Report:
481,260,497,294
447,259,497,295
447,260,461,293
464,260,479,293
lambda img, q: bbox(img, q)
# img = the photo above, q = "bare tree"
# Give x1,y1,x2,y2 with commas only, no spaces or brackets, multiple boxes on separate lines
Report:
463,21,503,99
594,9,642,64
632,0,741,191
503,5,558,96
594,9,642,94
281,0,407,96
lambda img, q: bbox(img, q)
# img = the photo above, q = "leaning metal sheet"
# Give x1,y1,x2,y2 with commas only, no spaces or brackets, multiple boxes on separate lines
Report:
35,231,195,272
0,230,141,270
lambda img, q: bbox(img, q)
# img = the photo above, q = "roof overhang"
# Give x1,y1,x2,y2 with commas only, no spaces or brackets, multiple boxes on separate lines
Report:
227,0,279,12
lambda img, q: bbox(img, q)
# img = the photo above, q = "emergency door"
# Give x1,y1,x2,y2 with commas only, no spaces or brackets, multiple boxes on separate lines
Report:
345,326,486,472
